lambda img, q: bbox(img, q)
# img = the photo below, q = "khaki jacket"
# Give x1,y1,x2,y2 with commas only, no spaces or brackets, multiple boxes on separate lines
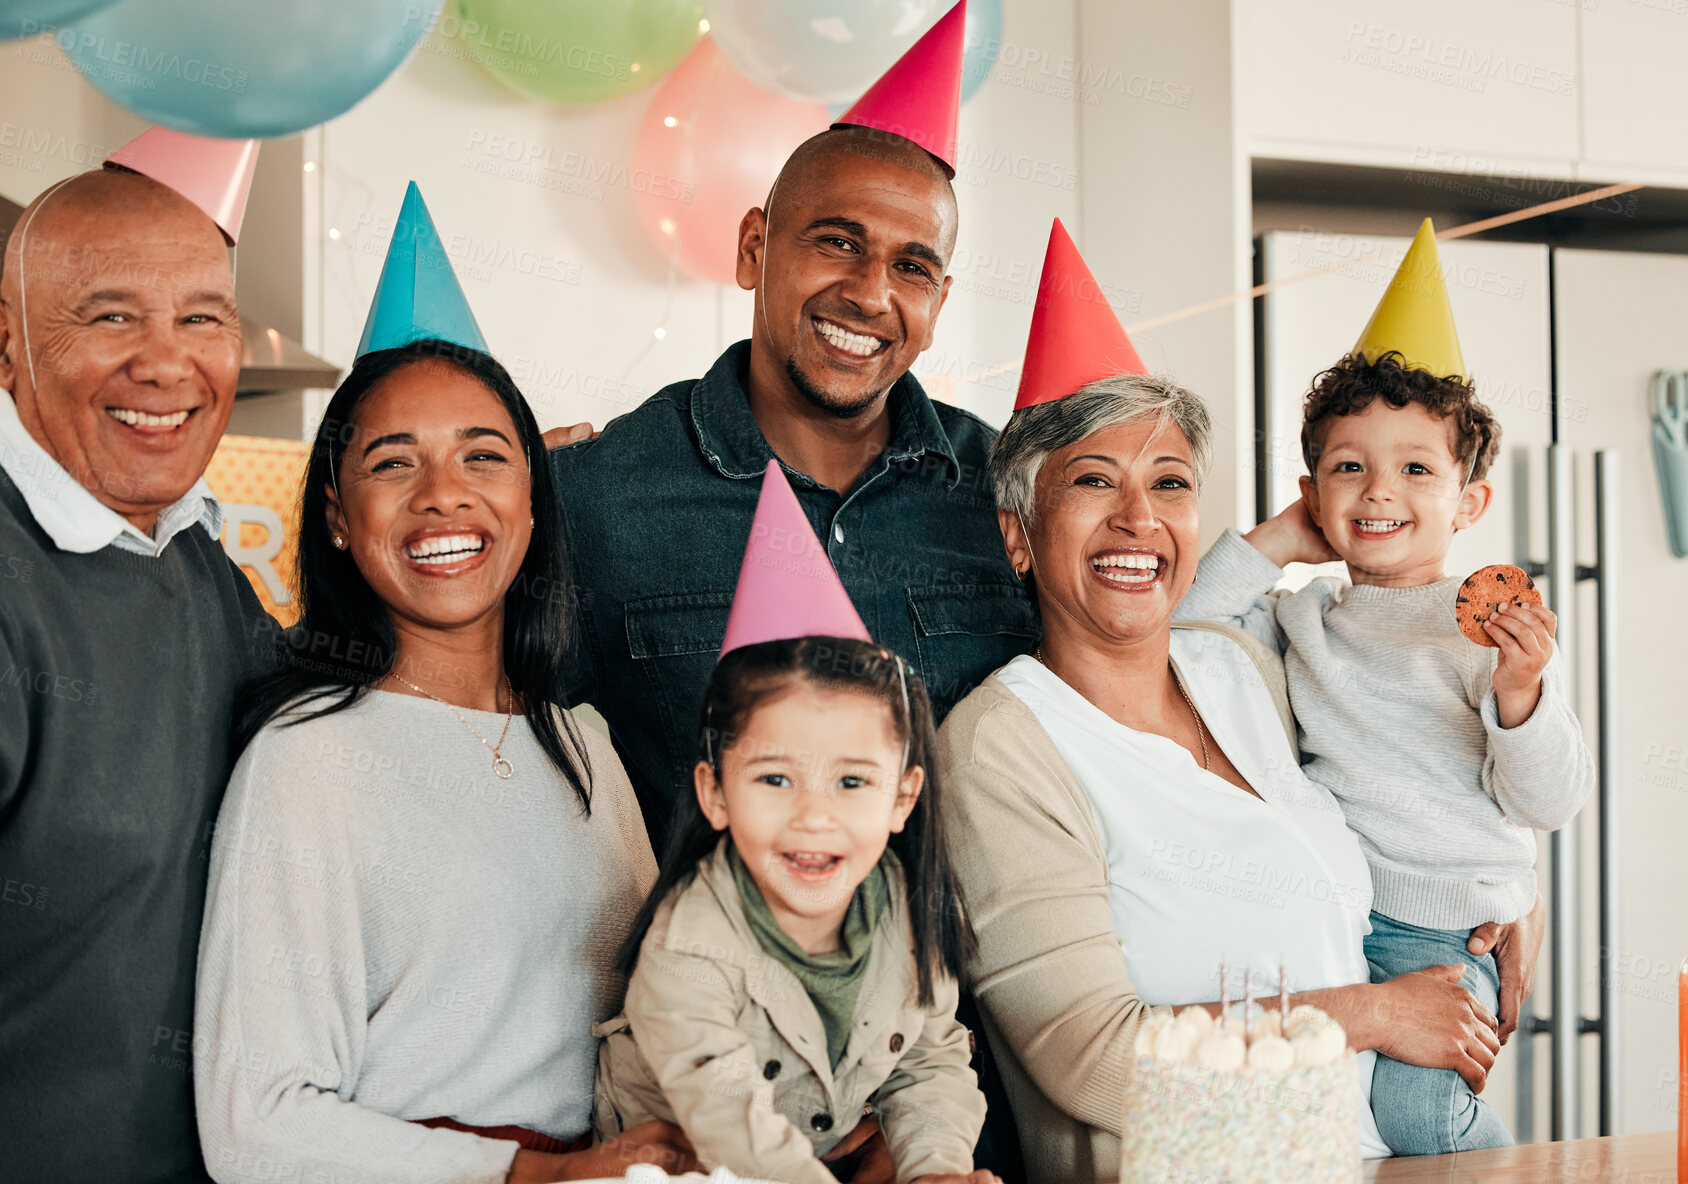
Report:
594,843,985,1184
935,623,1292,1184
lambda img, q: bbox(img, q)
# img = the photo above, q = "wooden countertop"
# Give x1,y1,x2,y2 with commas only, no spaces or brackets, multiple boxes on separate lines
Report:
1364,1130,1676,1182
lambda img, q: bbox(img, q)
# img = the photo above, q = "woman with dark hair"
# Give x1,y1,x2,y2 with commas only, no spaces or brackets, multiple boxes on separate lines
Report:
194,340,695,1184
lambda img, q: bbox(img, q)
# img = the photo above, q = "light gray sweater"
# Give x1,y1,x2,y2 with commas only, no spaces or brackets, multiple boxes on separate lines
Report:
1176,529,1595,928
194,690,657,1184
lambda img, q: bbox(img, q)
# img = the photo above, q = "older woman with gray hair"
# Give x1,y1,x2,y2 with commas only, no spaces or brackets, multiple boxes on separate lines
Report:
935,230,1510,1184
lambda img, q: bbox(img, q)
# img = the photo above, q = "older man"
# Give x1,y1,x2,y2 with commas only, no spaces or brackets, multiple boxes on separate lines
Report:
549,6,1034,850
0,157,273,1183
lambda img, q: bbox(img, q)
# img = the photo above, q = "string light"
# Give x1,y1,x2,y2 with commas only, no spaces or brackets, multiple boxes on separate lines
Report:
663,115,678,127
327,227,341,241
698,18,710,32
653,326,666,340
303,161,317,173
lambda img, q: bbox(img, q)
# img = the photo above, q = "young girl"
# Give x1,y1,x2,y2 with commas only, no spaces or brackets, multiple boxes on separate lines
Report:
593,635,996,1184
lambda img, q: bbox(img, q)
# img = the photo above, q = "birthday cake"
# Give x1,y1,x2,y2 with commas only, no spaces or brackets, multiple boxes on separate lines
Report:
1119,1004,1360,1184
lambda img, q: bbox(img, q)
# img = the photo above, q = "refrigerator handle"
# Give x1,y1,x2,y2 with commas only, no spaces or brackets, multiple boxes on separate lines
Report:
1547,444,1580,1142
1593,449,1620,1135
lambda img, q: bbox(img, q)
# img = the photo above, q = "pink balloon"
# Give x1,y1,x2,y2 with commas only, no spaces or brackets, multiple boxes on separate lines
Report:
633,38,829,286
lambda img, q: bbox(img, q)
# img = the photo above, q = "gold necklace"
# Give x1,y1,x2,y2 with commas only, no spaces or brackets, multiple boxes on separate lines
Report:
1036,646,1210,770
388,672,517,779
1172,669,1211,770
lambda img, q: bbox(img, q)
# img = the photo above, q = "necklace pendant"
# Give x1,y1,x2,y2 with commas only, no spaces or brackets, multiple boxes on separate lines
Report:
492,755,515,780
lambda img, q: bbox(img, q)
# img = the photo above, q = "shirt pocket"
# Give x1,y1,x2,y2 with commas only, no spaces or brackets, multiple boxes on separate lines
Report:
905,584,1040,717
621,591,734,784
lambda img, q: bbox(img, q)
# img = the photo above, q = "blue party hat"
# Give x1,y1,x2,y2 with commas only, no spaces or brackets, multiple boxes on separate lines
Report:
355,182,489,359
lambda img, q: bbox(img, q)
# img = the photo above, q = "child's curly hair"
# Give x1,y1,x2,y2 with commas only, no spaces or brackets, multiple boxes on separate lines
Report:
1300,351,1501,483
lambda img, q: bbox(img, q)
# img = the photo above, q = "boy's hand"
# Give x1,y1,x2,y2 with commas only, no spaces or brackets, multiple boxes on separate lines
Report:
1487,602,1556,728
1242,497,1342,569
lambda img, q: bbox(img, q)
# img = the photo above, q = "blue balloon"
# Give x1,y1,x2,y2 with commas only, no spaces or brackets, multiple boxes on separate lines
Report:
0,0,117,43
960,0,1001,104
59,0,443,138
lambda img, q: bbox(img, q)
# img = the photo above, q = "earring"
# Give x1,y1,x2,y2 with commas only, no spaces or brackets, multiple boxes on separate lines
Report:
333,534,346,549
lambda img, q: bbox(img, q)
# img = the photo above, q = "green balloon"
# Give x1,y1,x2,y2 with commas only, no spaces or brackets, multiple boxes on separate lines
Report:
453,0,703,104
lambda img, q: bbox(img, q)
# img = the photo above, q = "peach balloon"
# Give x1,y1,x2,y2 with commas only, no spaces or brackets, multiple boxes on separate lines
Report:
633,37,829,286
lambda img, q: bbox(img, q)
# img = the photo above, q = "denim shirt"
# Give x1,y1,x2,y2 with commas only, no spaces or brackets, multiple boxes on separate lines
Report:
550,341,1037,846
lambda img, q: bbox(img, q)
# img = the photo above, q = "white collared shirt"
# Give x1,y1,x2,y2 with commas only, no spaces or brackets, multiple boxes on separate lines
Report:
996,629,1390,1158
0,389,221,557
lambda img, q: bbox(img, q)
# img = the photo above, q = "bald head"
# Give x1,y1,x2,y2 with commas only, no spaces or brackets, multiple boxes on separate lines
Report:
768,127,959,260
0,167,241,534
1,168,228,303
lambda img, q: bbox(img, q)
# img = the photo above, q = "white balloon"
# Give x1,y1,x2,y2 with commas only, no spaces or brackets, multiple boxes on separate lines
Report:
703,0,944,104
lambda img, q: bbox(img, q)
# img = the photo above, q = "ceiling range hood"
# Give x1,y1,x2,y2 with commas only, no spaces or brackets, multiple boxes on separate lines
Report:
0,192,339,395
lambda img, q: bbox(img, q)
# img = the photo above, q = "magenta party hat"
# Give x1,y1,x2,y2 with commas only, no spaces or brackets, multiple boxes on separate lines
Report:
720,461,871,656
832,0,966,176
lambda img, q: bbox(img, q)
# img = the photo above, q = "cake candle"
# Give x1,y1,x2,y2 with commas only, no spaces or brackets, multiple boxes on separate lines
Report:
1279,962,1289,1031
1244,969,1254,1044
1218,960,1228,1031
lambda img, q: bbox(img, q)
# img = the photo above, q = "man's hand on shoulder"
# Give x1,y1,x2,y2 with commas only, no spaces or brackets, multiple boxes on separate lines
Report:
542,422,598,451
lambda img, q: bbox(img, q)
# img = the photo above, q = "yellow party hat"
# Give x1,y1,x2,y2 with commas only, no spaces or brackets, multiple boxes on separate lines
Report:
1352,218,1465,378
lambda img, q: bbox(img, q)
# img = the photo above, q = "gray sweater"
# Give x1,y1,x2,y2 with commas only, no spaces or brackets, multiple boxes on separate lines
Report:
1176,529,1595,928
0,470,275,1184
194,690,656,1184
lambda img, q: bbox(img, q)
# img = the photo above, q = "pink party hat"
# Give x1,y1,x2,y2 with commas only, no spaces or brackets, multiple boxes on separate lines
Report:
832,0,966,176
721,461,871,656
106,127,259,245
1014,218,1147,410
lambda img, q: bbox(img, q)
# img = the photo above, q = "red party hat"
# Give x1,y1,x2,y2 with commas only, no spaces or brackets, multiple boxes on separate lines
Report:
720,461,871,657
1013,218,1147,411
832,1,966,176
105,127,259,245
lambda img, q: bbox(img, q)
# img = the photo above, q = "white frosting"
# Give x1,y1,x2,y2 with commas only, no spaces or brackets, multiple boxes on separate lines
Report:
1173,1006,1214,1039
1285,1003,1328,1036
1196,1030,1248,1073
1152,1019,1200,1063
1246,1034,1295,1073
1291,1021,1347,1068
1145,1006,1347,1074
1135,1011,1176,1059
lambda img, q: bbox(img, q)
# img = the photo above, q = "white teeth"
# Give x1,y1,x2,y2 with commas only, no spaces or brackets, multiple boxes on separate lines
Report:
815,319,885,357
107,407,190,428
406,534,486,563
1093,553,1160,584
1354,519,1407,533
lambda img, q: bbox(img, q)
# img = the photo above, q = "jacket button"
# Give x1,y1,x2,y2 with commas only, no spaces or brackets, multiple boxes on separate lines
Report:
810,1112,833,1133
889,1033,904,1053
763,1059,780,1080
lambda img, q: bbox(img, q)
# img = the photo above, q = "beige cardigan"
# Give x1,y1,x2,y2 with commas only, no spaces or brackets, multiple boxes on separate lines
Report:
936,622,1292,1184
593,842,985,1184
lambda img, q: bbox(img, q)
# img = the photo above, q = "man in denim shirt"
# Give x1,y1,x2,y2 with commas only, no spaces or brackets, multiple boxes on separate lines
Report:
549,128,1035,849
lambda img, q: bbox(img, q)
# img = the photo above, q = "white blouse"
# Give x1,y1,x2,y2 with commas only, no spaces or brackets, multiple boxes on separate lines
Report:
996,628,1389,1158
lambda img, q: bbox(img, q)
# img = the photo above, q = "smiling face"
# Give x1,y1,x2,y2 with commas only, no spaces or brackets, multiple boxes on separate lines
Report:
1302,399,1492,587
325,359,533,642
0,171,240,532
1001,417,1201,653
738,138,956,418
695,679,921,955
